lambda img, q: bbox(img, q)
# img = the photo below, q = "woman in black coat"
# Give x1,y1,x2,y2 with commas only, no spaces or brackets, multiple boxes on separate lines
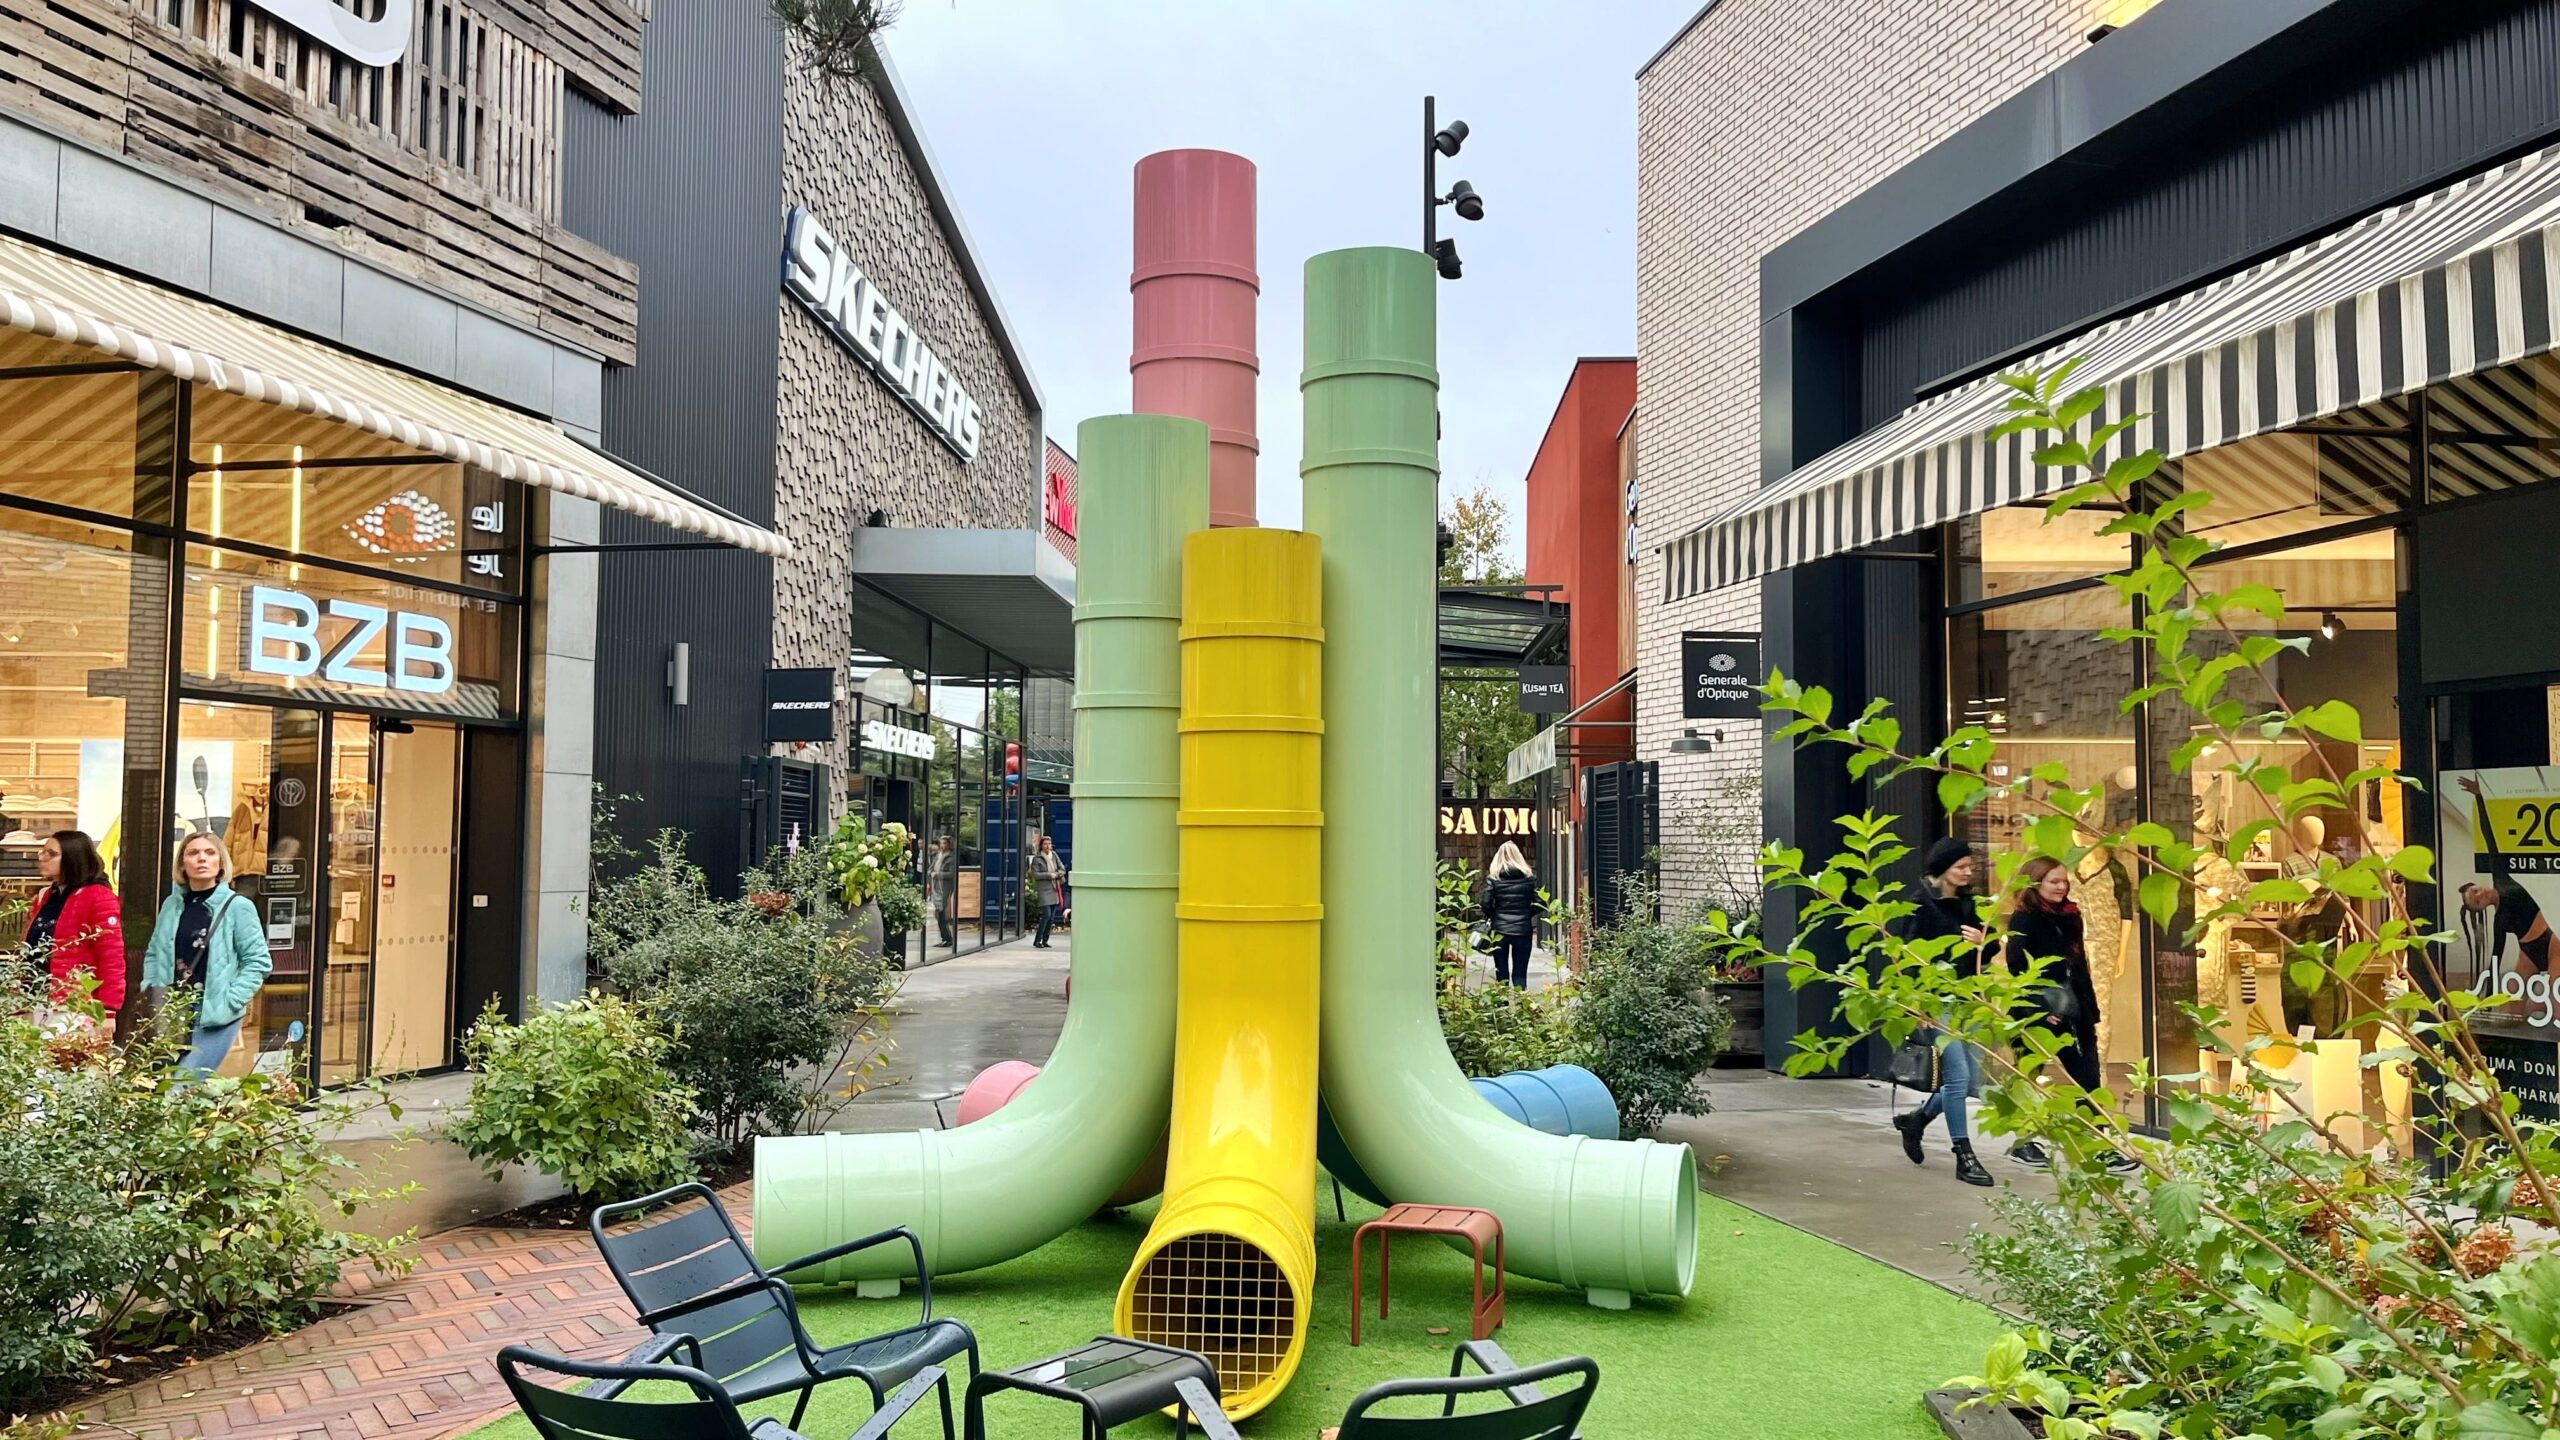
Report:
2006,856,2126,1172
1890,837,1993,1186
1480,841,1542,989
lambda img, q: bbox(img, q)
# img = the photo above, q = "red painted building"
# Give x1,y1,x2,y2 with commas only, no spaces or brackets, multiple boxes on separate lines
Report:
1522,358,1638,828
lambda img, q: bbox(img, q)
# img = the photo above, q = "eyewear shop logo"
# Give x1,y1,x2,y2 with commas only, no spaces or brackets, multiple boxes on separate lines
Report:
245,0,414,66
781,207,985,462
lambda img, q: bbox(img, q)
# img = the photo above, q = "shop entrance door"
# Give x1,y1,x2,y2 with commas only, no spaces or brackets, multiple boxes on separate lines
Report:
318,715,461,1084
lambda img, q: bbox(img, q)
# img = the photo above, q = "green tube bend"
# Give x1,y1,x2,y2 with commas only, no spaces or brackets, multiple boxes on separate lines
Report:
1300,247,1698,1302
753,415,1209,1281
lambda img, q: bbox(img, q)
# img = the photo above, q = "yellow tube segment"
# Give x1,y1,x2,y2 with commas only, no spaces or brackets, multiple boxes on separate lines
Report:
1114,527,1324,1420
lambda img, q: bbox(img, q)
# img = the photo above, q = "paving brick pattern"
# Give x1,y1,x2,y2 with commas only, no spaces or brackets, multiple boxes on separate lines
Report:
64,1184,753,1440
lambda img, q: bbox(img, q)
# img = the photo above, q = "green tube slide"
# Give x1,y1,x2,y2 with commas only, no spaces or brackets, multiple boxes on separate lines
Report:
1299,247,1697,1307
753,414,1208,1281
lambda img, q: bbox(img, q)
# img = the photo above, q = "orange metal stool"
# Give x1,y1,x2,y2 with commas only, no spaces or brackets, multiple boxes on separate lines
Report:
1349,1204,1505,1346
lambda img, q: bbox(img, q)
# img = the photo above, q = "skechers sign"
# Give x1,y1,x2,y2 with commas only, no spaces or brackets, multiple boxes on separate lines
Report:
781,206,985,462
246,586,454,695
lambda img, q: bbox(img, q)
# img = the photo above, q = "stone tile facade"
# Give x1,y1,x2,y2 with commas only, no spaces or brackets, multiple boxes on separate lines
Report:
1632,0,2111,907
769,55,1041,786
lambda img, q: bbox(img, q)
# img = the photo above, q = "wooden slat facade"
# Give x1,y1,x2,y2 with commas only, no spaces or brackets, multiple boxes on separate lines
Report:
0,0,638,363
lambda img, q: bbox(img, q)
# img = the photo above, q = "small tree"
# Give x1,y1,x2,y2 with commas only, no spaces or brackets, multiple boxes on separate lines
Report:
768,0,900,83
1439,484,1539,797
1702,362,2560,1437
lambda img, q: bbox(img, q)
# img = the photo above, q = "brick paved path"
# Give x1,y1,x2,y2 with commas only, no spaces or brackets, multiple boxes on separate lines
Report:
62,1184,751,1440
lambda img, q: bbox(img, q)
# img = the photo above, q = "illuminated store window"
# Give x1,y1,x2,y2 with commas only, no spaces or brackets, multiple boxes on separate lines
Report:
0,515,168,911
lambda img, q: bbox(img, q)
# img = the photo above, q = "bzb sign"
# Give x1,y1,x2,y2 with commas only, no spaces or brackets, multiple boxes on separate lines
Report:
1682,632,1761,720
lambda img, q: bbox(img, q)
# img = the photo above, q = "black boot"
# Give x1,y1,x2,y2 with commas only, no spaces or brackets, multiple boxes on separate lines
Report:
1952,1140,1993,1188
1892,1109,1930,1165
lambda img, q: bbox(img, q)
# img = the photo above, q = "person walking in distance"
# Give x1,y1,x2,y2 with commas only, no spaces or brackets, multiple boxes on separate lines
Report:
1890,837,1993,1187
930,835,959,950
1029,833,1068,949
22,830,125,1030
141,831,272,1076
1480,841,1542,989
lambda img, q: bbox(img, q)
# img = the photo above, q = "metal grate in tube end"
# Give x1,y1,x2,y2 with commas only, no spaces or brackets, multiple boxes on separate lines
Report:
1125,1232,1295,1399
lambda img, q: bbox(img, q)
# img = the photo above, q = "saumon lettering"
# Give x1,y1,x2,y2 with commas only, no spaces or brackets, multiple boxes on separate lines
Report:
782,206,985,462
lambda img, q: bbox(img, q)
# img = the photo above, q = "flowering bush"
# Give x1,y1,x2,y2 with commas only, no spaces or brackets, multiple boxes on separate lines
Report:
825,814,913,907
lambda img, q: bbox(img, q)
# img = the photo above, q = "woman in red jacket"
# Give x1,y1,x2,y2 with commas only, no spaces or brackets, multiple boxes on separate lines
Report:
24,829,126,1025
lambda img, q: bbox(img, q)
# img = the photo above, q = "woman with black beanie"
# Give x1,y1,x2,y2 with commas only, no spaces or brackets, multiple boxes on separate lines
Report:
1890,836,1993,1186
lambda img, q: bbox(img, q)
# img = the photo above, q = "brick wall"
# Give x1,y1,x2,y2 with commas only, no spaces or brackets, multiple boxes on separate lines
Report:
1633,0,2111,908
769,54,1038,786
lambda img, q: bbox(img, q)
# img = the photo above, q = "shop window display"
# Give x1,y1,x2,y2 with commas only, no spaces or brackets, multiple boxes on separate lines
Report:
0,516,168,916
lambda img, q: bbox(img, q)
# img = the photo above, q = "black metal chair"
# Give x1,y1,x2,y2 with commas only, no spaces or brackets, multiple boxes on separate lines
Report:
590,1182,979,1434
1325,1342,1597,1440
496,1337,946,1440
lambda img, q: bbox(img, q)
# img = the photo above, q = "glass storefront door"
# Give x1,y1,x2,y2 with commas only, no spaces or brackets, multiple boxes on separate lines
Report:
174,700,458,1082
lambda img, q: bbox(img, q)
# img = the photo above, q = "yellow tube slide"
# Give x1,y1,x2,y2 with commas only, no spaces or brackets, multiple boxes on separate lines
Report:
1113,527,1323,1420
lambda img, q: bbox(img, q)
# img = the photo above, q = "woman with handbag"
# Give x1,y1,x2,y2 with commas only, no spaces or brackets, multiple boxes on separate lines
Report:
1890,838,1993,1186
142,831,273,1076
2005,857,2133,1173
22,830,125,1029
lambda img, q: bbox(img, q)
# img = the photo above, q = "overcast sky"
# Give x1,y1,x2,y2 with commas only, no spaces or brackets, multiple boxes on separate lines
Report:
880,0,1700,564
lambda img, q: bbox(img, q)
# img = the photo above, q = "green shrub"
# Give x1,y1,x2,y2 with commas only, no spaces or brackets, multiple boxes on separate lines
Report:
1436,957,1585,1078
0,970,409,1404
1570,876,1730,1135
450,993,698,1206
596,835,897,1151
874,873,925,938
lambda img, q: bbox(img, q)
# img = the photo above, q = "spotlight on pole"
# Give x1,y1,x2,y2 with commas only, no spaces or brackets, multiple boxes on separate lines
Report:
1421,97,1488,279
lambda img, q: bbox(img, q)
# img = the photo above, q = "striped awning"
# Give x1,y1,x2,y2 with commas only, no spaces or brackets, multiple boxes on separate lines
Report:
1663,140,2560,600
0,233,790,558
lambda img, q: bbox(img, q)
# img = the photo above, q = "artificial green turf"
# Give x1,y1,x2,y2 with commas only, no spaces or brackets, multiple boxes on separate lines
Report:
468,1189,2001,1438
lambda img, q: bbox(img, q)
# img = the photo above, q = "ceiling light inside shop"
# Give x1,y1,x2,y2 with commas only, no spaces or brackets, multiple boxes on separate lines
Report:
860,667,916,707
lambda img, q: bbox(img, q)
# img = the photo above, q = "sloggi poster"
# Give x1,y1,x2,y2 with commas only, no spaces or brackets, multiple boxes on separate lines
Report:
2437,767,2560,1118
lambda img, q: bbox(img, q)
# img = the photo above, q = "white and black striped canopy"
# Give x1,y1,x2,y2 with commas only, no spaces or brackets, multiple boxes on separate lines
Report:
1662,140,2560,601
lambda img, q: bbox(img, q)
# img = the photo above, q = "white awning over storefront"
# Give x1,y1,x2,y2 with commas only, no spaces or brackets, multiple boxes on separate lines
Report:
0,233,791,557
1663,139,2560,600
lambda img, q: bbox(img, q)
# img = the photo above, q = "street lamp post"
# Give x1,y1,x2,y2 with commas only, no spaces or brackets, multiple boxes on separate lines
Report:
1422,95,1482,279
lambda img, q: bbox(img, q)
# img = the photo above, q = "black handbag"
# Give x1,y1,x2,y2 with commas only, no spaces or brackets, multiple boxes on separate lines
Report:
2029,983,2084,1030
1888,1029,1941,1093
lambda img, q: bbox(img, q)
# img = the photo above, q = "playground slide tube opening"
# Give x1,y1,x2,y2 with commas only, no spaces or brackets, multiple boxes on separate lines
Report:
1299,247,1697,1305
753,415,1209,1282
1113,527,1324,1419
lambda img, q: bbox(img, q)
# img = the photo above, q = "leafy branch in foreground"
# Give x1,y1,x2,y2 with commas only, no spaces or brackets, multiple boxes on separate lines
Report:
1698,361,2560,1437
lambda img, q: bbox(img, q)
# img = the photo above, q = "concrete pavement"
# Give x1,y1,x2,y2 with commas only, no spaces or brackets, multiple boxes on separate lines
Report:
1662,1069,2051,1301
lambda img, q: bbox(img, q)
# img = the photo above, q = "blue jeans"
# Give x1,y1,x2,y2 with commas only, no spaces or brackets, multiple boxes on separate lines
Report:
1035,902,1060,945
1913,1033,1976,1142
179,1016,244,1077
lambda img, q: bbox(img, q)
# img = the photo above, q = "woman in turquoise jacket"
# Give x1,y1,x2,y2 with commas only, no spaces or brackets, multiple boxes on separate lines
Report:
142,831,274,1075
